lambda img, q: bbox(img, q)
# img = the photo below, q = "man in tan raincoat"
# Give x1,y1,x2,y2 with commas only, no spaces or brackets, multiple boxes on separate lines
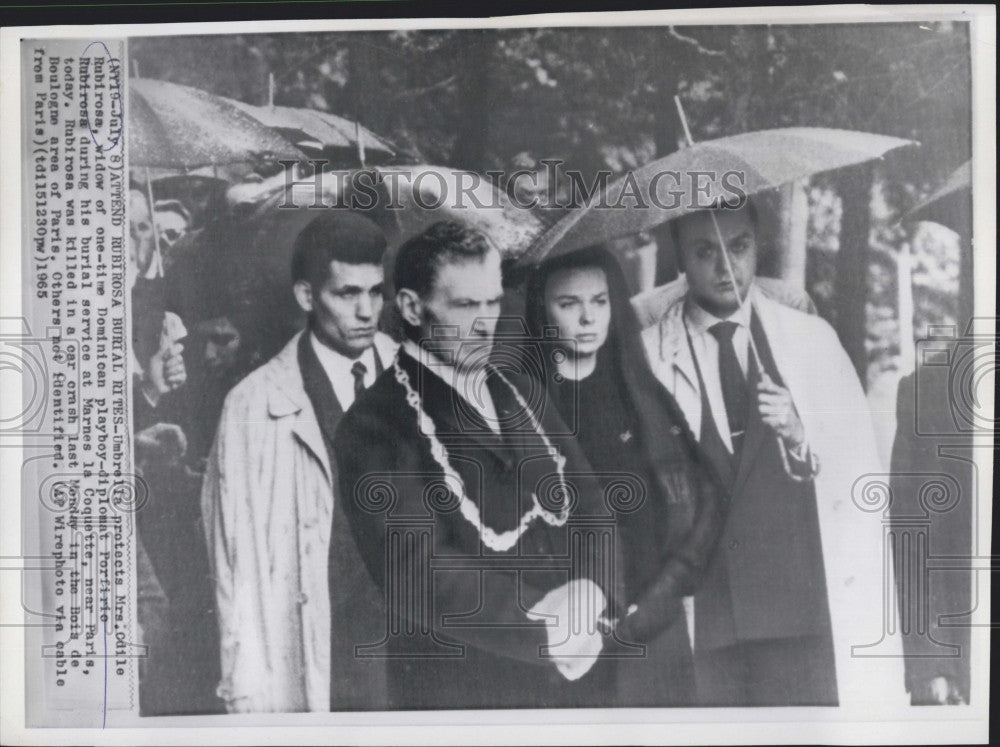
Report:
642,204,908,708
201,212,397,712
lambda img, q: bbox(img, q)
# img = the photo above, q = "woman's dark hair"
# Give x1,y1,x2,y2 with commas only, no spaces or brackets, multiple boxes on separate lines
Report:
525,245,711,551
525,245,650,392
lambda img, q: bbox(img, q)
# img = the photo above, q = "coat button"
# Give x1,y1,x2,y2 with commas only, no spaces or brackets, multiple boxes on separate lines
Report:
298,592,309,605
729,540,740,550
833,500,843,512
844,576,855,587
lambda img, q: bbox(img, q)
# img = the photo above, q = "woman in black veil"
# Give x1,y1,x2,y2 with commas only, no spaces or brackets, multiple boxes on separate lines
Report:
524,245,727,706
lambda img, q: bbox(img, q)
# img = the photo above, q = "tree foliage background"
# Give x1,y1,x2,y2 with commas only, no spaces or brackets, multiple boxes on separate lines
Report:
131,22,972,409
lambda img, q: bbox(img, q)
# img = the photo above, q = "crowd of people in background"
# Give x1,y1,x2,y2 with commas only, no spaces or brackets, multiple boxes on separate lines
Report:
129,178,259,714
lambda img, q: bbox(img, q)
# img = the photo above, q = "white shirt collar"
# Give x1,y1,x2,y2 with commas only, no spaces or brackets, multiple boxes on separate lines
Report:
684,283,756,336
310,332,376,410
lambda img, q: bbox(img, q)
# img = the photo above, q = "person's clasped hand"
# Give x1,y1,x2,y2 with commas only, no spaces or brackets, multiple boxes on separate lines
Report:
526,578,606,681
143,342,187,406
142,312,188,407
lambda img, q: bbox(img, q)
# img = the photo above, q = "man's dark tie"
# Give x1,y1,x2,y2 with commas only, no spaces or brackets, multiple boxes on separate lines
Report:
709,321,748,455
351,360,368,400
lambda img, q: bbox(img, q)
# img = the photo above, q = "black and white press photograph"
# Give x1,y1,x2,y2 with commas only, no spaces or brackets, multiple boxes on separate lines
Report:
1,5,994,744
120,18,986,717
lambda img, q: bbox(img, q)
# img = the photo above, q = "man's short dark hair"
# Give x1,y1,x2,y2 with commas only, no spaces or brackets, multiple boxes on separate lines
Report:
670,199,759,248
291,211,387,287
393,221,493,297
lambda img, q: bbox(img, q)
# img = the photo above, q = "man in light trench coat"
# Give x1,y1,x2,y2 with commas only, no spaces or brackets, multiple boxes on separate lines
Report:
641,202,908,708
201,212,398,712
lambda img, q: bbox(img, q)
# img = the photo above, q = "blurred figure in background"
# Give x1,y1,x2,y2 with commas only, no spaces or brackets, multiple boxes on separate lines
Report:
130,186,223,715
152,198,192,274
129,188,188,430
134,422,223,715
890,164,974,706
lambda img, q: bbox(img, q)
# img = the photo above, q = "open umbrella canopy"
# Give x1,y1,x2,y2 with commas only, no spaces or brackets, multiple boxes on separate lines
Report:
368,164,543,258
129,78,304,169
223,98,395,159
904,159,971,228
520,127,916,266
130,162,258,184
196,165,545,350
238,164,545,277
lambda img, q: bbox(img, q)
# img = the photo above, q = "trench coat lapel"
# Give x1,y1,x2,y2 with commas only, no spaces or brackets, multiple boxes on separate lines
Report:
660,303,699,393
648,301,703,438
265,332,333,485
297,330,345,460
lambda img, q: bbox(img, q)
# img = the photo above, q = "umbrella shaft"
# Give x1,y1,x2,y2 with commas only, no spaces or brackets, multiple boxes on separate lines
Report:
674,95,764,374
145,168,163,266
707,209,764,375
674,94,763,373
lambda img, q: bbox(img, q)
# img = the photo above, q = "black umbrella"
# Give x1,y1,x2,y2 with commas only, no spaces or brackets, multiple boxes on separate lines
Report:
223,97,395,161
128,77,306,272
522,97,916,372
520,117,915,267
236,164,545,278
129,78,304,169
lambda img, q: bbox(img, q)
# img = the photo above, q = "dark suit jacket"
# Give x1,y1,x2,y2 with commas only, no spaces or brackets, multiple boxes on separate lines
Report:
334,350,620,709
890,369,972,699
692,316,832,651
